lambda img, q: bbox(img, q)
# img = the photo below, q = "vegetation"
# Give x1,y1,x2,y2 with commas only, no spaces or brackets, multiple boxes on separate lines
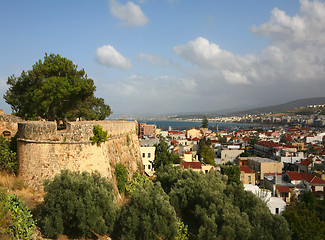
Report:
201,116,209,128
90,125,108,145
153,135,180,169
221,164,242,185
4,53,111,121
0,189,36,240
197,138,216,166
0,190,11,238
155,165,291,240
0,136,17,174
283,191,325,240
114,163,128,194
113,180,178,240
125,172,149,195
37,170,117,239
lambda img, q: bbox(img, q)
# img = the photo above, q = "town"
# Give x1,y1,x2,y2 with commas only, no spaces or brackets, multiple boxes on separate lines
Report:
139,116,325,216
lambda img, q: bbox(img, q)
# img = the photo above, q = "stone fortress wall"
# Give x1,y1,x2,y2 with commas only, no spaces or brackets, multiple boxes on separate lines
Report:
17,120,142,190
0,112,23,139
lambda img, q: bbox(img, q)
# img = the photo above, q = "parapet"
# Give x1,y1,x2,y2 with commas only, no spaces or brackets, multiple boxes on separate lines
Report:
17,120,138,142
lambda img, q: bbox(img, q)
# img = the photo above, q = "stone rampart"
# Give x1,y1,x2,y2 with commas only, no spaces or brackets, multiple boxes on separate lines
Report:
0,113,23,139
17,120,142,190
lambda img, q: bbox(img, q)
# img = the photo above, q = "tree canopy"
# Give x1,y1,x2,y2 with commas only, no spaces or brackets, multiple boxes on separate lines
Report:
197,138,216,166
4,53,111,121
201,116,209,128
113,180,178,240
153,135,180,169
155,165,291,240
38,170,117,239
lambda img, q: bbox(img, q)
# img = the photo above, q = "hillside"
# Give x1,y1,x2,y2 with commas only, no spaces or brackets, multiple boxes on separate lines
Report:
225,97,325,116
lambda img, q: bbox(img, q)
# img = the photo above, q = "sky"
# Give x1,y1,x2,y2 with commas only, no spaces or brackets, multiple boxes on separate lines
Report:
0,0,325,117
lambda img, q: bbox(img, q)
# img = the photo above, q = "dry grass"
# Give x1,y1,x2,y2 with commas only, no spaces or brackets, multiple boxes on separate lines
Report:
0,171,44,210
0,172,19,189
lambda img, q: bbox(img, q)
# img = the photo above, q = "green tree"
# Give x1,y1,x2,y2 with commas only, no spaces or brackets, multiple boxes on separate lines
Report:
201,116,209,128
156,166,291,240
115,163,128,194
222,165,242,185
38,170,117,239
153,136,180,169
113,181,178,240
283,206,325,240
248,135,259,147
197,139,215,166
282,191,325,239
4,53,111,121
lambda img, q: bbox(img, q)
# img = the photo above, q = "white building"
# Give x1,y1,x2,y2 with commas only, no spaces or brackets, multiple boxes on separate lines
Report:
244,184,286,215
140,146,155,176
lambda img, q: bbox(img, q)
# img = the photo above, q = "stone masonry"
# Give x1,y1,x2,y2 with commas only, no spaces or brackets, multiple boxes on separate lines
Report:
17,120,142,190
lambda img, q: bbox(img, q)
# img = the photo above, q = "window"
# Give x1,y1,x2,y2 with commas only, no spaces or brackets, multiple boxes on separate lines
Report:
148,153,151,158
275,208,279,214
142,153,145,158
248,176,251,181
148,165,151,169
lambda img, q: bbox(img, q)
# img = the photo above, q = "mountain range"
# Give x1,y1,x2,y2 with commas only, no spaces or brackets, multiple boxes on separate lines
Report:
170,97,325,119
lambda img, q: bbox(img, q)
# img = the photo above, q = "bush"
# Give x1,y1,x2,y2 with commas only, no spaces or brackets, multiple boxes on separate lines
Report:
38,170,117,239
0,190,11,238
90,125,107,145
115,163,128,194
0,190,36,239
113,181,178,240
0,136,17,174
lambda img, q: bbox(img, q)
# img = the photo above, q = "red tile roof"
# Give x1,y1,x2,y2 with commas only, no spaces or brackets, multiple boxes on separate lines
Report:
301,173,325,185
191,137,200,141
182,162,202,170
171,140,179,144
276,186,291,193
240,166,254,173
300,159,312,166
286,171,303,180
168,130,180,135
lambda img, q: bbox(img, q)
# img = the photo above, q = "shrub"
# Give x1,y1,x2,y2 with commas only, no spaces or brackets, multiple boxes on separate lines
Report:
113,181,178,240
0,190,11,238
38,170,117,239
90,125,107,145
125,172,149,195
0,136,17,174
115,163,128,194
0,190,36,239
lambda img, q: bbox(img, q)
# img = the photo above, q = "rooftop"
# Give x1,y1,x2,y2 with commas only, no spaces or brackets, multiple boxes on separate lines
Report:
247,157,279,163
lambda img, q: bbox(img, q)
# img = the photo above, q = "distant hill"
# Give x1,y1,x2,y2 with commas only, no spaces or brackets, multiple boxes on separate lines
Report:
228,97,325,116
168,97,325,119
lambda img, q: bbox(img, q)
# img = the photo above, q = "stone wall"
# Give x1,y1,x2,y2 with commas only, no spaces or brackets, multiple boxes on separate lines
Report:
17,120,142,190
0,113,23,139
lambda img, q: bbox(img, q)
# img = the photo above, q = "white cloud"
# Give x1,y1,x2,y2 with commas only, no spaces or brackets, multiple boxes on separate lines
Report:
136,53,171,67
173,37,257,84
109,0,149,27
100,0,325,115
174,0,325,86
95,44,132,69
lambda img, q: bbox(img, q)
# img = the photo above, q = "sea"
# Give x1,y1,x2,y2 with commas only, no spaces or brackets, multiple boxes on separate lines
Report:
136,120,257,131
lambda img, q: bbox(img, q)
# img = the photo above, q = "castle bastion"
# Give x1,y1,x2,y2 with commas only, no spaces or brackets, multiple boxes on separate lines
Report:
17,120,142,190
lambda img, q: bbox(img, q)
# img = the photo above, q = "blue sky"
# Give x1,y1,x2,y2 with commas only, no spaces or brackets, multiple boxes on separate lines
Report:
1,0,324,117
